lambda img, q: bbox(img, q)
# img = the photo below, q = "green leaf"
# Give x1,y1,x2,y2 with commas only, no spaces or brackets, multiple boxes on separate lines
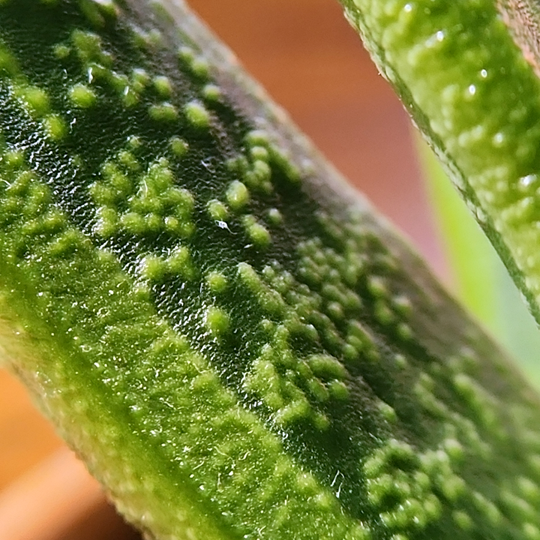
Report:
418,135,540,387
339,0,540,326
0,1,539,539
417,136,498,327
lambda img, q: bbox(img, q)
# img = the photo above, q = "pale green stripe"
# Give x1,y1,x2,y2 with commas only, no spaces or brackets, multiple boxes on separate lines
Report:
0,164,369,539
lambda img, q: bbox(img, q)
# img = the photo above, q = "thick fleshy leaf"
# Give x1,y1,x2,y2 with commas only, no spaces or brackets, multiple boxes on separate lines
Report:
339,0,540,325
0,1,539,539
418,135,540,387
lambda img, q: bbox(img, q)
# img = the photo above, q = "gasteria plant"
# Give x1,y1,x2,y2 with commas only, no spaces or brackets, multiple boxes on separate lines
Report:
0,1,540,539
340,0,540,325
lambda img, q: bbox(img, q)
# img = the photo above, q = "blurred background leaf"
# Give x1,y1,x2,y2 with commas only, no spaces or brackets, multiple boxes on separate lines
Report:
417,134,540,388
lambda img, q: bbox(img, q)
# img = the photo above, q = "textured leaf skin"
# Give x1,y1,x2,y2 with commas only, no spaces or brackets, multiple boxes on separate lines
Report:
339,0,540,326
0,1,540,539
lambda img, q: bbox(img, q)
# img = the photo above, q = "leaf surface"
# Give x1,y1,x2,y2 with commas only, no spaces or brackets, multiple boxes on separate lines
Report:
339,0,540,325
0,1,539,539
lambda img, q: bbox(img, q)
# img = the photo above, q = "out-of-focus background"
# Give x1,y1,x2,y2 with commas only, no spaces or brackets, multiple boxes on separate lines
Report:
0,1,444,538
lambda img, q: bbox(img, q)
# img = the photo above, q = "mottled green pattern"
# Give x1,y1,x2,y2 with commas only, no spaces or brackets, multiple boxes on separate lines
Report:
0,0,540,539
339,0,540,325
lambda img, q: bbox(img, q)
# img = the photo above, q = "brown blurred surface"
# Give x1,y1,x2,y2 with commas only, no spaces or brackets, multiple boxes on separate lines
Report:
0,448,141,540
0,369,62,489
0,1,443,538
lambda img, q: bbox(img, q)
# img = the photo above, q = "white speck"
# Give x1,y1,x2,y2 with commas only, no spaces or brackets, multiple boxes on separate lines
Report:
520,174,536,188
404,3,412,12
468,84,477,96
330,470,342,487
480,69,488,78
436,30,444,42
493,132,505,146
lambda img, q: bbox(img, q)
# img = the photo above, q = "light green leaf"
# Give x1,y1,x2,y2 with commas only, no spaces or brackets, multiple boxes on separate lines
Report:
339,0,540,325
418,135,540,387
